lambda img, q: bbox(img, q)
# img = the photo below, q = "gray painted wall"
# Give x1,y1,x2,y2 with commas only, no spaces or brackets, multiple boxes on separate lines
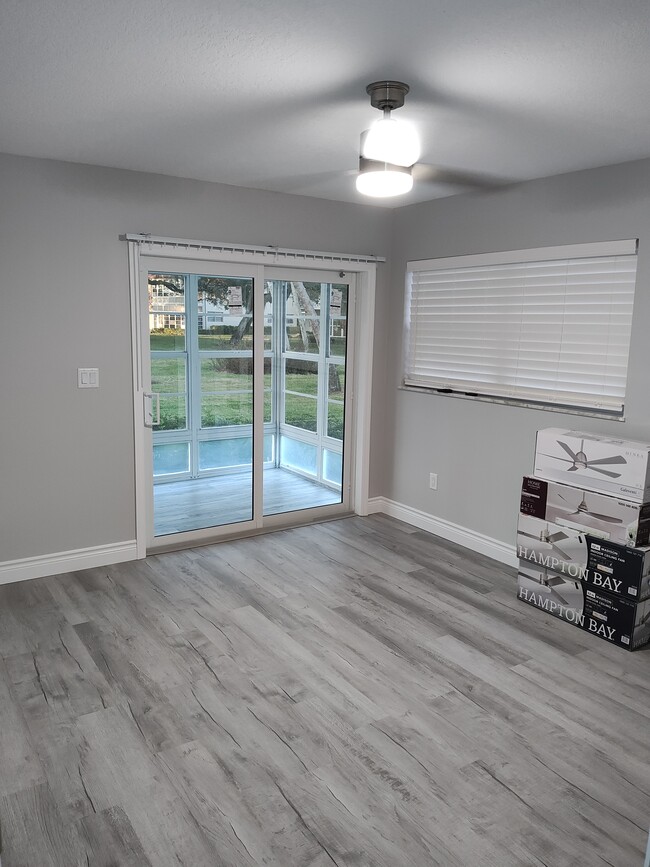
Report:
0,154,392,563
385,158,650,548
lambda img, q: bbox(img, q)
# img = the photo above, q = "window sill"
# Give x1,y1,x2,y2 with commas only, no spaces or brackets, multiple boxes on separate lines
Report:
398,383,625,422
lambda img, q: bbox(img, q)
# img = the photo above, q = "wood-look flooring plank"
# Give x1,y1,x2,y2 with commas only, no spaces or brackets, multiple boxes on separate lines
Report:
0,782,87,867
76,806,154,867
0,660,45,799
292,695,523,867
75,706,219,866
158,738,329,867
0,515,647,866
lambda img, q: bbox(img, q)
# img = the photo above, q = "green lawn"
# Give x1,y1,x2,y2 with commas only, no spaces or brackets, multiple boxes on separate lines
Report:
150,357,344,437
151,331,346,356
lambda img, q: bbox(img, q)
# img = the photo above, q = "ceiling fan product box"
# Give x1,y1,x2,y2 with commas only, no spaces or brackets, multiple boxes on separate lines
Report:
517,513,650,600
520,475,650,548
517,564,650,650
533,428,650,503
585,540,650,601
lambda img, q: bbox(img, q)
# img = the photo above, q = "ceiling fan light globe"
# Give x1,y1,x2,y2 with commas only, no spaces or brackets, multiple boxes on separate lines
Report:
362,118,420,167
356,168,413,197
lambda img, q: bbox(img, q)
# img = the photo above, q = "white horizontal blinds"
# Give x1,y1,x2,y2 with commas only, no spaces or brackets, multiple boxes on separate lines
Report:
405,241,637,413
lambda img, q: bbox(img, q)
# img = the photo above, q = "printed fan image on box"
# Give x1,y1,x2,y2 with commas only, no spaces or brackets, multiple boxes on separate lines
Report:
518,561,584,612
517,514,588,579
521,475,650,547
534,428,650,502
547,487,641,545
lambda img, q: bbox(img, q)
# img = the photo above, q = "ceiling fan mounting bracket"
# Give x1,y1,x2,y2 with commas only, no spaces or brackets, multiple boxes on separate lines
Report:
366,80,410,112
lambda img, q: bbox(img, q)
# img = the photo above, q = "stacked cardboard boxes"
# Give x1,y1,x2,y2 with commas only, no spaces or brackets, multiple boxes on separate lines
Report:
517,428,650,650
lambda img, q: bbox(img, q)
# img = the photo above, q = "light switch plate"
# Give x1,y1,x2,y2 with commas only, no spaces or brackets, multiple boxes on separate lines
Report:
78,368,99,388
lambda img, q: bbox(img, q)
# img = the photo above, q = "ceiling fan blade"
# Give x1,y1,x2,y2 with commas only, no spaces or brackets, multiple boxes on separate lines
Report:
518,531,539,540
589,466,622,479
265,169,357,194
557,440,579,461
411,163,509,189
586,510,623,524
586,455,627,466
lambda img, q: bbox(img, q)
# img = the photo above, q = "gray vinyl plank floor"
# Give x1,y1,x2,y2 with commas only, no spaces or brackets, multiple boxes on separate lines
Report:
154,467,341,536
0,515,648,866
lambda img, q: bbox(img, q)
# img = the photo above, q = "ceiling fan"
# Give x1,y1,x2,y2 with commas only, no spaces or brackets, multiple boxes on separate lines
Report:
541,438,627,479
355,80,507,198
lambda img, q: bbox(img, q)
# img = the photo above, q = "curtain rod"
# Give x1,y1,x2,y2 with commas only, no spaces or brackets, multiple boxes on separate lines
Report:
122,233,385,264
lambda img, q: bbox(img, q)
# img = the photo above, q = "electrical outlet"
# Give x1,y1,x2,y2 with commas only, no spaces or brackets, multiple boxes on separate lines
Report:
78,368,99,388
429,473,438,490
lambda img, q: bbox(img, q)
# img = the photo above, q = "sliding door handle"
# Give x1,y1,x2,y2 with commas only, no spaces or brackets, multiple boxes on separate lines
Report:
143,392,160,428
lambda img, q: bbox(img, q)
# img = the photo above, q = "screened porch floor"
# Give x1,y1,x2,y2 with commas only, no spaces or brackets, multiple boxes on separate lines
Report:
153,466,342,536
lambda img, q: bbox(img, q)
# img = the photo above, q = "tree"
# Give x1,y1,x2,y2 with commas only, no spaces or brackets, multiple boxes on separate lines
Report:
289,282,341,394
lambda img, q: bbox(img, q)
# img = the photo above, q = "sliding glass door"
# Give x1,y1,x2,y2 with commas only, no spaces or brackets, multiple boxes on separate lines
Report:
263,275,349,516
141,259,353,543
145,264,256,536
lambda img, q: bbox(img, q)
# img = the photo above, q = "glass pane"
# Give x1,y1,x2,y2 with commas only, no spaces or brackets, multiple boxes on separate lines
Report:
285,359,318,395
199,437,252,470
264,433,274,463
280,437,318,476
202,394,253,428
329,319,347,358
327,401,344,440
323,449,343,487
327,363,345,440
201,357,252,389
328,285,348,357
285,281,321,354
285,321,319,354
197,276,254,350
201,358,252,428
153,442,189,476
264,357,272,423
327,363,345,398
331,284,348,316
151,358,186,394
149,274,186,350
157,395,186,430
284,393,317,432
198,434,274,470
264,281,274,350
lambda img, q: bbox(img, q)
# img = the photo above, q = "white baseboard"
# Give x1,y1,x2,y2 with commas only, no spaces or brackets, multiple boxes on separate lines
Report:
366,496,518,568
0,540,139,585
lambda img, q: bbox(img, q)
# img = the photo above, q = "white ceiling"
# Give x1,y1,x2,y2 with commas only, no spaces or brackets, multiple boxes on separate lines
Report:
2,0,650,206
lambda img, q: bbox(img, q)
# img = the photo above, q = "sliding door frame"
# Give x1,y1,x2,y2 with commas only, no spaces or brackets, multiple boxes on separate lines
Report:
128,237,379,557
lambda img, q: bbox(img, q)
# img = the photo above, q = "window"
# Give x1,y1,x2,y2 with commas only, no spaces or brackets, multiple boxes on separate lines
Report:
404,240,637,417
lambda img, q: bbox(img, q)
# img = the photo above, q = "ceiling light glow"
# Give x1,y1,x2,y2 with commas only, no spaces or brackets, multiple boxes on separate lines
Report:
355,163,413,197
361,118,420,167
